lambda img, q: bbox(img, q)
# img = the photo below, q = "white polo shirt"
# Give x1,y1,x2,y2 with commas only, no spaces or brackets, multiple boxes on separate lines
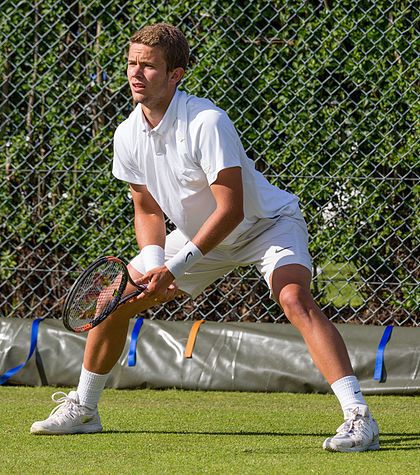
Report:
112,89,299,246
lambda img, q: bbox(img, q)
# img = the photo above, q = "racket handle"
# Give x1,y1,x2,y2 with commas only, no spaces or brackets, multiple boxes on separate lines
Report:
118,287,146,306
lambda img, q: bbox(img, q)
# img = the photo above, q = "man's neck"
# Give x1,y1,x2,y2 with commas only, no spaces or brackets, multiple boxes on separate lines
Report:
141,89,177,129
142,107,163,129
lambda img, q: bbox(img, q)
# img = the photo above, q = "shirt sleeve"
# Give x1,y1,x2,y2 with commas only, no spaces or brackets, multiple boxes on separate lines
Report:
112,121,146,185
196,109,242,185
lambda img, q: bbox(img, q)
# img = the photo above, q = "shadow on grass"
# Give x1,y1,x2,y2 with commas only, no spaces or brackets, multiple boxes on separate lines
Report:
379,446,420,451
379,433,420,450
101,429,330,437
384,433,420,440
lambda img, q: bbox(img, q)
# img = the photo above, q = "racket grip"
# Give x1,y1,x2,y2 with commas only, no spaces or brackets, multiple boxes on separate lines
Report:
118,287,146,306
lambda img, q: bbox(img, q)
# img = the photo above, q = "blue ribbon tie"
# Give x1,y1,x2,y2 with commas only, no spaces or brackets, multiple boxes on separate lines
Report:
373,325,393,382
0,317,45,385
128,318,144,367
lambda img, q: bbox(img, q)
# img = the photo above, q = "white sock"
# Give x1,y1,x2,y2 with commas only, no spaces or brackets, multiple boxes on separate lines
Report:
76,366,110,410
331,375,367,416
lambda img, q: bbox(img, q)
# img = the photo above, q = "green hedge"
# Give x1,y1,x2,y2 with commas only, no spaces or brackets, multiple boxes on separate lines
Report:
0,0,418,321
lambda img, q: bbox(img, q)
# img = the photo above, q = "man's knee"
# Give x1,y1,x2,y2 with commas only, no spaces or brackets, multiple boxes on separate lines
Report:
278,285,312,317
270,264,312,304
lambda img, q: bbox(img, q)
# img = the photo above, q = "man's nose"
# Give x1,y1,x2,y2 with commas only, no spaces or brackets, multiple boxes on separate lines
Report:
131,64,144,76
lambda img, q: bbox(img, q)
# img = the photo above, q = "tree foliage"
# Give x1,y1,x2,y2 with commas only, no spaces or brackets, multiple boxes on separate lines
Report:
1,0,418,322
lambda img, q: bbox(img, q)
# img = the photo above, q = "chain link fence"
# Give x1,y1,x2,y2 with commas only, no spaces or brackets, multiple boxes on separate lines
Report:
1,1,418,326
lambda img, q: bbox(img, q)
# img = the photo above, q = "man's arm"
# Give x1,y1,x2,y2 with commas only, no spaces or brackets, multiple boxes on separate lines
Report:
191,166,244,254
130,183,166,250
137,166,244,296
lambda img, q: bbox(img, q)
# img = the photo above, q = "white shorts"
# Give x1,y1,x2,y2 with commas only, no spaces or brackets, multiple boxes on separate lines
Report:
130,208,312,299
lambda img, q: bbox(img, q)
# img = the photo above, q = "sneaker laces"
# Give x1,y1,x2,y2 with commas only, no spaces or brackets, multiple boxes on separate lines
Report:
336,408,366,436
48,391,82,421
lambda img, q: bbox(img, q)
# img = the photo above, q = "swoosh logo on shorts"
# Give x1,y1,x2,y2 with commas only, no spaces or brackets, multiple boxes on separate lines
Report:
275,246,292,253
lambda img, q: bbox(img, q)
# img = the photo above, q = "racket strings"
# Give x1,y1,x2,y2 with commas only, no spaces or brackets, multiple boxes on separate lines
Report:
67,260,126,327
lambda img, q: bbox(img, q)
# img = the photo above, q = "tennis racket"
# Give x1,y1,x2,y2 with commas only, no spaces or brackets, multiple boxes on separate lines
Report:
62,256,146,333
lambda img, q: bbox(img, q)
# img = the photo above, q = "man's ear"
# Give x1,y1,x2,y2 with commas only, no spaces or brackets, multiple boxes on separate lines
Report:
170,67,185,84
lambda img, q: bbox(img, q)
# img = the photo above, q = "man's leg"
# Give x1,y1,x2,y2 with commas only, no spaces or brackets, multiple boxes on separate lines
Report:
75,263,175,409
271,264,353,384
30,265,164,435
271,263,379,452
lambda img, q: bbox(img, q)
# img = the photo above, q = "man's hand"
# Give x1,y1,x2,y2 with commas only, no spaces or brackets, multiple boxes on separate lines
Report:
136,266,178,304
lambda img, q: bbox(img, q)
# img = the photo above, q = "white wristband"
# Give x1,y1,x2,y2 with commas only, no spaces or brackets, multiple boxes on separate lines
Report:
141,245,165,273
165,241,203,279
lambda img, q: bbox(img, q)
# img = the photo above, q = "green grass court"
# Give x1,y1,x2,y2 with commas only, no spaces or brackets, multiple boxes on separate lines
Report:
1,387,418,474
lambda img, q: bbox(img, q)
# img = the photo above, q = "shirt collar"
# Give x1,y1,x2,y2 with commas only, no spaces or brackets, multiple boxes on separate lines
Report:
140,89,180,136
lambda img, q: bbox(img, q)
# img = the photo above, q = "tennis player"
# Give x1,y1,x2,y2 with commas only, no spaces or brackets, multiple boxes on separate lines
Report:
31,23,379,452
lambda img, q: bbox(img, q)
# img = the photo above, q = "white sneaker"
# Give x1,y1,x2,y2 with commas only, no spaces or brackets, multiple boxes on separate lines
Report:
323,406,380,452
30,391,102,435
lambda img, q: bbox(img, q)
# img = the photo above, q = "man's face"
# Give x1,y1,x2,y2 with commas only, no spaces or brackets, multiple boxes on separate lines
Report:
127,43,179,108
